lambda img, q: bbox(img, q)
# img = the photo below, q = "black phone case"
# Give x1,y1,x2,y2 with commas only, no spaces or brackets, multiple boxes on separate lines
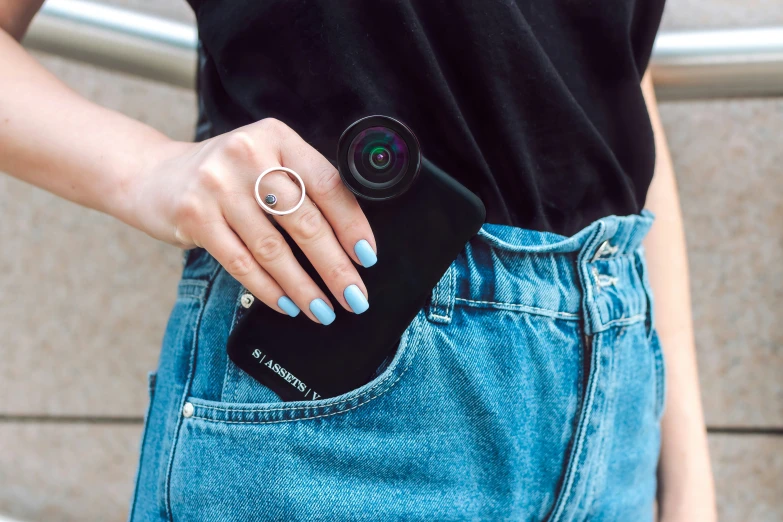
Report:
226,158,486,402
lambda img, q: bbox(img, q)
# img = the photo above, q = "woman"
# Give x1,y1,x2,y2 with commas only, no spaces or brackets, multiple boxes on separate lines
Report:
1,1,716,520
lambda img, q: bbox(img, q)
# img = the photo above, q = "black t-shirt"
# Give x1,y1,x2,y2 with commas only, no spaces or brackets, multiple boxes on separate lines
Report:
190,0,666,236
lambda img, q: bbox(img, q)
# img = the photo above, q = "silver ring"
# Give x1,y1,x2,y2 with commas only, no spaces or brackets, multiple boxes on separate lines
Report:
254,166,306,216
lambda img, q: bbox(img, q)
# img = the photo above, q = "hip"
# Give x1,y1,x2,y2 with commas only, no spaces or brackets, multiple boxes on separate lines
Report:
130,210,664,522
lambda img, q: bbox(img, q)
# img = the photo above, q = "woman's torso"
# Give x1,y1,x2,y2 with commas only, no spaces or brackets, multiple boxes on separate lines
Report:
189,0,665,236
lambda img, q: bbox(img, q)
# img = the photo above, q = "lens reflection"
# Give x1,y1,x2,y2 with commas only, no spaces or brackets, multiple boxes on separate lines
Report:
348,126,409,186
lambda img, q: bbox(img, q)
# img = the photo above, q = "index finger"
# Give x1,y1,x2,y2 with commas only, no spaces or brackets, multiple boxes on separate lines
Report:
277,131,378,268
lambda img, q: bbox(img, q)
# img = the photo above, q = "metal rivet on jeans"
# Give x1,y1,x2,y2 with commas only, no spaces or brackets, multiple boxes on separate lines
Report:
182,402,194,418
240,293,255,308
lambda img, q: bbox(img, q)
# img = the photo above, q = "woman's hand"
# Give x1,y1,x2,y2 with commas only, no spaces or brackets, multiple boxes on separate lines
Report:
1,22,373,326
130,118,378,325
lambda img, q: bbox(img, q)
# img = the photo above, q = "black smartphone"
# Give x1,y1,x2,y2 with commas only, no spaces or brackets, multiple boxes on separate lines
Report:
226,115,485,402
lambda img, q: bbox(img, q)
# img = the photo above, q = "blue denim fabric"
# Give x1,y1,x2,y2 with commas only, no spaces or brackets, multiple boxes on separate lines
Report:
129,210,664,522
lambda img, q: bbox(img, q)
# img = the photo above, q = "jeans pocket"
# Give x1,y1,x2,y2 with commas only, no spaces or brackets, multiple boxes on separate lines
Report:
186,309,427,425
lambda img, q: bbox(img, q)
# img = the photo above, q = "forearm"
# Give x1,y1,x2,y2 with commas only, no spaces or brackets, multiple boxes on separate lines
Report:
0,27,173,228
640,73,717,520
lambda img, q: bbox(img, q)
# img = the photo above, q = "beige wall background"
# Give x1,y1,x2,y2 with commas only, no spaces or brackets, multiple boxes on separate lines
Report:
1,0,781,520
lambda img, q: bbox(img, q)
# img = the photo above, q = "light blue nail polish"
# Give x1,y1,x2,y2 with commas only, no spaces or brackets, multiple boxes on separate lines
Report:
354,239,377,268
309,298,336,325
344,284,369,314
277,296,300,317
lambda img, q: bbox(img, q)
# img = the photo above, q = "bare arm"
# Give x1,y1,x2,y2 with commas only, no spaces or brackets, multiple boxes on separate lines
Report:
641,72,717,521
0,3,377,324
0,0,166,222
0,0,43,39
0,25,172,226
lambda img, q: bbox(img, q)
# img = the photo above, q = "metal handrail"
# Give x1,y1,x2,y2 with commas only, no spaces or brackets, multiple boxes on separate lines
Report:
652,27,783,99
22,0,783,99
24,0,196,88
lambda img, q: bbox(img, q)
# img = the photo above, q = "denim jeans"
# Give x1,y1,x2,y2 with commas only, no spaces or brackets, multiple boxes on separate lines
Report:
129,210,664,522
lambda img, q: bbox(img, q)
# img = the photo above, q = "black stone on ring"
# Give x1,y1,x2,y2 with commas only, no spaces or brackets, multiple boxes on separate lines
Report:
264,194,277,206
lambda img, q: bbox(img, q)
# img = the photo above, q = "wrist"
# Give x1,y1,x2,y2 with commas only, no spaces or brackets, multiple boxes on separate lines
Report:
114,137,190,233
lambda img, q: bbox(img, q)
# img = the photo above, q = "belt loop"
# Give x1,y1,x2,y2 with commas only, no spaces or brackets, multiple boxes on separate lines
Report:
427,263,456,324
577,221,609,336
636,246,655,341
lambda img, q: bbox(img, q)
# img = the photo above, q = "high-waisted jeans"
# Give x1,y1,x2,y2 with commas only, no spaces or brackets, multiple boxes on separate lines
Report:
129,210,664,522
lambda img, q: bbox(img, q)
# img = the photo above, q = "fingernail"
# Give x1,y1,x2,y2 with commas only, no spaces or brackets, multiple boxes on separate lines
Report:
343,285,369,314
309,298,336,325
277,296,300,317
354,240,377,268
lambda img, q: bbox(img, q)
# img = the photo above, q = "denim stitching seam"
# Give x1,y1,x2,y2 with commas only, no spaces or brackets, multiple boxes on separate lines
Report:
163,261,221,522
177,280,208,298
428,266,453,323
454,298,580,320
585,329,621,513
600,314,646,329
548,331,603,522
652,332,667,419
220,286,248,401
189,354,414,425
193,356,402,414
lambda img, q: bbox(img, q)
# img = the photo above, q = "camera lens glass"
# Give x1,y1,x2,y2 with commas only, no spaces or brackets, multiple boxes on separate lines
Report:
337,116,421,200
368,146,391,170
348,127,409,187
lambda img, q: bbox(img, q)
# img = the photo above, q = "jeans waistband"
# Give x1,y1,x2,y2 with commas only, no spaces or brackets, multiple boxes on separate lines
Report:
428,210,656,336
